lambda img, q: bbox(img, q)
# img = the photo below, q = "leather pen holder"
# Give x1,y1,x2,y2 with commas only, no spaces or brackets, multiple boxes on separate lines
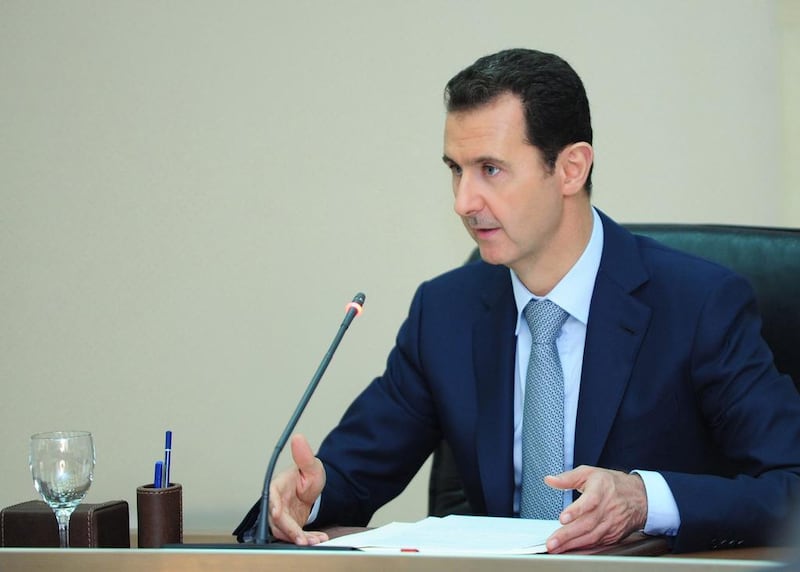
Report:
136,483,182,548
0,500,130,548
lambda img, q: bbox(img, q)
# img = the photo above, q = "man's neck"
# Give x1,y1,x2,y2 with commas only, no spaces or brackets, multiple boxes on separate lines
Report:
513,202,594,296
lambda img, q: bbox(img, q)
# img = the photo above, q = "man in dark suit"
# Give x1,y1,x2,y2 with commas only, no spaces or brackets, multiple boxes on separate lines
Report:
240,49,800,553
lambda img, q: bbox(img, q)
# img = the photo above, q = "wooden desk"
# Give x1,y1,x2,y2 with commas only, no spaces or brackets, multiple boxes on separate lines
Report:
1,530,792,572
0,546,787,572
0,532,768,572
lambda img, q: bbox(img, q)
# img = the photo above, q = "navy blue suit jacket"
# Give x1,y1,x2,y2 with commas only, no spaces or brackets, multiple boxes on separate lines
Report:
315,212,800,552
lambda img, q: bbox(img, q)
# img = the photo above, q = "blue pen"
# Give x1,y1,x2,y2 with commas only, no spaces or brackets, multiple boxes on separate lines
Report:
164,430,172,487
154,460,163,488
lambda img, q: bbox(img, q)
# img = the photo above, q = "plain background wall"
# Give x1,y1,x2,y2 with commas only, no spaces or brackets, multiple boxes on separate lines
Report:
2,1,798,533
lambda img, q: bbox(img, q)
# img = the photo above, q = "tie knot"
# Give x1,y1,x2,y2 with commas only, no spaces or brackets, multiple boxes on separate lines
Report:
523,299,568,344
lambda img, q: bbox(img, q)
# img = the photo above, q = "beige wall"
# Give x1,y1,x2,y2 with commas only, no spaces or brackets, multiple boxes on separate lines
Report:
780,0,800,222
1,1,795,533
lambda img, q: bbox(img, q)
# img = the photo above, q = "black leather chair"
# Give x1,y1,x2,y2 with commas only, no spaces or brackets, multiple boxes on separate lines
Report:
428,223,800,517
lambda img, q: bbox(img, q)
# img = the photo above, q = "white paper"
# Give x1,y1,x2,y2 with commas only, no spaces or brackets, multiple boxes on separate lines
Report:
318,515,560,555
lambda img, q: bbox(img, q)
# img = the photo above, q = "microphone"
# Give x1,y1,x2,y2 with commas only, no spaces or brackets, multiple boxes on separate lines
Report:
254,292,366,544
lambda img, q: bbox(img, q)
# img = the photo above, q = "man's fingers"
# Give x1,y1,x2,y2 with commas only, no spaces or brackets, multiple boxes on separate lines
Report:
270,505,329,546
547,494,613,553
270,507,308,545
289,434,317,472
547,523,603,554
546,465,591,491
303,530,330,545
545,467,649,553
544,474,571,490
559,478,602,524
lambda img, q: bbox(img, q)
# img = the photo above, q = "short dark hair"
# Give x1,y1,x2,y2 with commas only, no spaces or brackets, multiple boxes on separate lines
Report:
444,48,593,193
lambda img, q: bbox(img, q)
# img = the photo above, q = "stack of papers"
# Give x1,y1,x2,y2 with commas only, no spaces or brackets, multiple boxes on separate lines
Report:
318,515,561,555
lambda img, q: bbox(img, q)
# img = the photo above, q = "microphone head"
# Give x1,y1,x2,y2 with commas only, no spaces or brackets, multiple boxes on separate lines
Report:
345,292,366,317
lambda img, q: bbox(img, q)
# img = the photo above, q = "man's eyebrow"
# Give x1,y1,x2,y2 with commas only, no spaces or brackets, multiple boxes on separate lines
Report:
442,154,508,167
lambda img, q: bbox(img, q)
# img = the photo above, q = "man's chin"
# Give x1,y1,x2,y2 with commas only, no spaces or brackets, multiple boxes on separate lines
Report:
475,247,510,267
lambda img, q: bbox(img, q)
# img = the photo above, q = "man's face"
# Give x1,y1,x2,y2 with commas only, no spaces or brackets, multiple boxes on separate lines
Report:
443,93,565,275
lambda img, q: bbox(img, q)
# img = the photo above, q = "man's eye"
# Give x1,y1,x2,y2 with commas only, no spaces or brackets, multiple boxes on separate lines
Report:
484,165,500,176
450,165,463,176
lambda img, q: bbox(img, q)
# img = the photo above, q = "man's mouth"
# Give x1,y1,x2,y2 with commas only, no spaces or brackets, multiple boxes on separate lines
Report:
474,227,500,239
464,216,501,240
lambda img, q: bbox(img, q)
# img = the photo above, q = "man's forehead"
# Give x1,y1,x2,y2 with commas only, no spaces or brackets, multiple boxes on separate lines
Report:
444,98,529,158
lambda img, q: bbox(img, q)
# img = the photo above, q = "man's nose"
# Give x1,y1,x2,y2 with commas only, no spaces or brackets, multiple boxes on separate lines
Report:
453,174,483,217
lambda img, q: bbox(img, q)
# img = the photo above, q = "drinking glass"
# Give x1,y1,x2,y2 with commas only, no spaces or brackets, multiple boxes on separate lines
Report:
29,431,95,548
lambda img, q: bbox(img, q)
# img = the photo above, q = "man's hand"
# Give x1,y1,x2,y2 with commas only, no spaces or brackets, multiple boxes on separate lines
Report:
268,434,329,545
544,465,648,554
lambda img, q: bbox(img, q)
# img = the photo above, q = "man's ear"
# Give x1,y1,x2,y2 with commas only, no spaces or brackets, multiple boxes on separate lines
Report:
559,142,593,196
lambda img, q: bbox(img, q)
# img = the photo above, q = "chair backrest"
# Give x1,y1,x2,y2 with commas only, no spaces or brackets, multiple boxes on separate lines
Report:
625,223,800,384
428,223,800,517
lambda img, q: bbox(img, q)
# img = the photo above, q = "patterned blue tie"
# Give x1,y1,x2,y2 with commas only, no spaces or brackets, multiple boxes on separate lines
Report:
520,299,569,519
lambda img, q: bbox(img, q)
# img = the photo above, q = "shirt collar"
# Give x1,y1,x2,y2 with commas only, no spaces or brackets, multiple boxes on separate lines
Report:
511,207,604,332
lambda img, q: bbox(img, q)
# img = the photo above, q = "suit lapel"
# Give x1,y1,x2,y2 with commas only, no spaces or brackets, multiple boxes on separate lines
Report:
472,268,517,516
574,214,651,467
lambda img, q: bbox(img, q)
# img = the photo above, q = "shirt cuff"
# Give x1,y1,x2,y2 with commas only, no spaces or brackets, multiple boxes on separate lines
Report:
632,470,680,536
306,494,321,525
